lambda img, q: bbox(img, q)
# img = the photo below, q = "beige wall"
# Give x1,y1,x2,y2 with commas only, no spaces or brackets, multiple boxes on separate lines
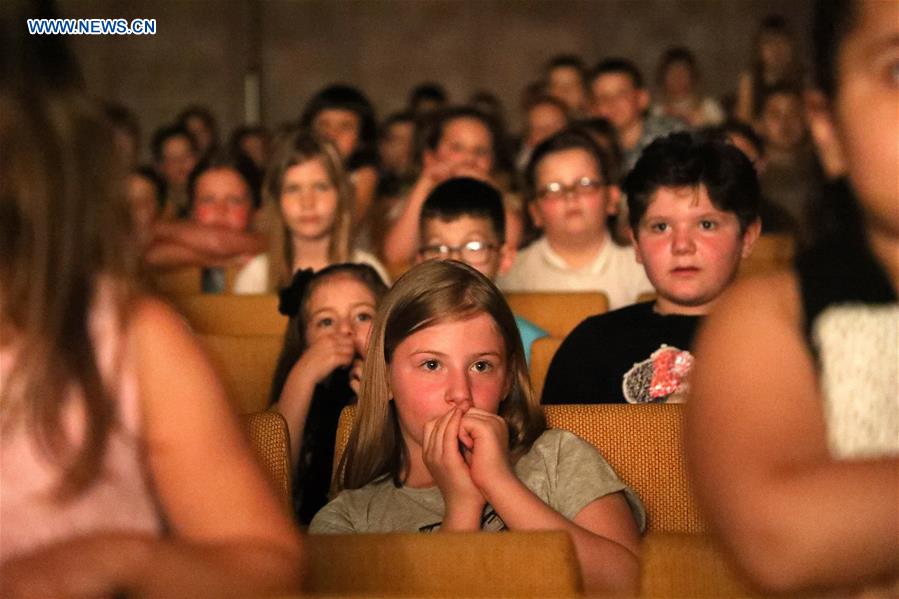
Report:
61,0,812,161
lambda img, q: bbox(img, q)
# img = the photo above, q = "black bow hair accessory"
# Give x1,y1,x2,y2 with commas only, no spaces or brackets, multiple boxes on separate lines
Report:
278,268,315,317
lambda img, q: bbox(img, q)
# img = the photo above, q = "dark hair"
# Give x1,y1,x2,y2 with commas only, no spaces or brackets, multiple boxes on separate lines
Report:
588,58,645,90
379,110,416,140
624,132,760,234
409,82,448,112
176,104,219,151
268,263,388,405
420,177,506,243
186,156,258,212
150,124,197,163
228,125,269,157
545,54,586,79
523,93,569,117
656,46,698,87
418,105,503,168
524,127,612,202
132,165,167,210
299,84,378,161
813,0,858,98
103,102,140,146
570,117,623,184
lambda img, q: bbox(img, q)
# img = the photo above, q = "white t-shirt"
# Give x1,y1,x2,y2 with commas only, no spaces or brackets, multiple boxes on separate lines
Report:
231,250,391,294
498,237,653,310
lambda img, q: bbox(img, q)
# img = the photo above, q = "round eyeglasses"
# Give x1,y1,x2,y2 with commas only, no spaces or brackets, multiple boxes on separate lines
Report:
537,177,603,202
419,240,498,265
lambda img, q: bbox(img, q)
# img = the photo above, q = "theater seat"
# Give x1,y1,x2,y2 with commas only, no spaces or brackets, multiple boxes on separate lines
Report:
150,267,202,296
305,531,583,597
530,336,564,398
334,403,706,534
505,291,608,338
172,293,286,336
242,411,292,511
199,333,283,413
640,533,758,597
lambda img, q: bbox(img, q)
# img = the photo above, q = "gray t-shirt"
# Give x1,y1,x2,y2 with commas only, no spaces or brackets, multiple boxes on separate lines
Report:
309,429,646,534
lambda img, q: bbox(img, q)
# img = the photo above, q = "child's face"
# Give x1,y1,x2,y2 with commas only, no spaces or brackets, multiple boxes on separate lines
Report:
418,216,509,280
184,115,213,154
427,117,494,176
758,32,793,73
313,108,361,159
305,274,377,357
158,135,197,188
526,102,568,148
548,66,587,112
632,184,759,314
589,73,649,131
379,120,415,174
760,93,806,152
191,168,253,231
389,313,509,451
279,157,339,242
662,61,694,97
829,0,899,237
531,147,612,242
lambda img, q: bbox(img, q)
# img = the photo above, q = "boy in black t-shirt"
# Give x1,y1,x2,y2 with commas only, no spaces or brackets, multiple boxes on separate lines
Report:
542,133,761,404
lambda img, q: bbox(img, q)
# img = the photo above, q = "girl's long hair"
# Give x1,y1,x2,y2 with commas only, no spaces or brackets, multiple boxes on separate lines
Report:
0,89,138,498
262,129,355,288
335,260,546,492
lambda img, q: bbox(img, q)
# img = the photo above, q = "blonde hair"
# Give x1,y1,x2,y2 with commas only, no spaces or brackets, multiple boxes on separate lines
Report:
262,129,355,288
336,260,546,492
0,89,138,498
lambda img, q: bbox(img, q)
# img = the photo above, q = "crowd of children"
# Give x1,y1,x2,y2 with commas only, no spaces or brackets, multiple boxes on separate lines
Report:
2,0,896,596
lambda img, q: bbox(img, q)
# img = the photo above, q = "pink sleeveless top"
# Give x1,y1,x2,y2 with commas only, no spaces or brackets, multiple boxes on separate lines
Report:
1,289,163,562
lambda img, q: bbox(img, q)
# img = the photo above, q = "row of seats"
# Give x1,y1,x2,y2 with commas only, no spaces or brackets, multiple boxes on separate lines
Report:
243,405,759,597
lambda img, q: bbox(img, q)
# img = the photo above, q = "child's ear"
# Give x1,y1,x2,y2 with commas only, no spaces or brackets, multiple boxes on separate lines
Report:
740,218,763,259
527,201,543,230
629,227,643,264
605,185,622,215
498,243,517,276
637,89,651,112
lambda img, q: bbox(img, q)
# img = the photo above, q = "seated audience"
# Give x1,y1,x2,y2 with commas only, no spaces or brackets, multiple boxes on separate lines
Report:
408,81,448,117
703,119,798,234
0,69,301,598
515,94,570,173
499,129,653,308
542,133,760,405
734,13,804,124
688,0,898,593
127,166,165,249
588,58,684,173
229,124,270,173
177,104,220,161
416,177,548,363
254,129,389,291
103,101,141,169
756,85,824,238
651,46,725,128
270,265,387,524
186,159,264,293
310,260,644,596
544,54,589,117
300,84,380,225
151,123,199,219
382,106,523,269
